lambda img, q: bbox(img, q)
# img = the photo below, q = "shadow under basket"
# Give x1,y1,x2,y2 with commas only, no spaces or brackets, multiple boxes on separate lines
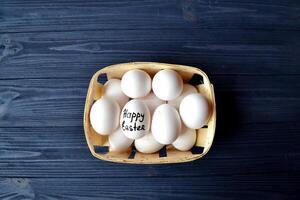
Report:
83,62,216,164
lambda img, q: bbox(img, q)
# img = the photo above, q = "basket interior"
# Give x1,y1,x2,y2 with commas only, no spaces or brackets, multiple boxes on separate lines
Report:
84,63,216,164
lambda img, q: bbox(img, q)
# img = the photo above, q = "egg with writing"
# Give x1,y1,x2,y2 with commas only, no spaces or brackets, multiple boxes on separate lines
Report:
138,92,165,114
120,99,150,139
151,104,181,144
90,97,120,135
169,84,197,108
179,93,210,129
172,125,196,151
152,69,183,101
121,69,152,98
109,128,134,152
135,132,164,154
104,79,129,108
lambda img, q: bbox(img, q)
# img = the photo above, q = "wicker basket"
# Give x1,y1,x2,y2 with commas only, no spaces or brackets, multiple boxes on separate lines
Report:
83,62,216,164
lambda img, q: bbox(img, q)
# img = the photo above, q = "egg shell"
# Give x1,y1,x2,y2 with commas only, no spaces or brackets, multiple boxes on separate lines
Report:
90,97,120,135
151,104,181,144
179,93,209,129
109,128,134,152
138,92,165,114
135,132,164,154
172,125,196,151
120,99,151,139
121,69,152,98
104,79,129,108
152,69,183,101
168,84,197,108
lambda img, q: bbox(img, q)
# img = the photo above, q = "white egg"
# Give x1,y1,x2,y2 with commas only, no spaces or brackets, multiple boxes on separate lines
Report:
172,125,196,151
120,99,150,139
104,79,129,108
169,84,197,108
151,104,181,144
90,97,120,135
179,93,210,129
152,69,183,101
109,128,133,152
121,69,151,98
138,92,165,114
135,132,164,154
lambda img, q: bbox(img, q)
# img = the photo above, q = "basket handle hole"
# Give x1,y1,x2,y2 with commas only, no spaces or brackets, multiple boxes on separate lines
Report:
202,125,208,128
191,146,204,154
188,74,203,86
97,73,108,84
159,146,167,157
94,145,109,154
128,146,137,159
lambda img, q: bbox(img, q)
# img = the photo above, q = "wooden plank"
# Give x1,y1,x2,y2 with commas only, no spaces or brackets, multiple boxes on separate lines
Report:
0,176,299,200
0,76,298,127
1,0,300,33
0,29,299,78
0,122,299,178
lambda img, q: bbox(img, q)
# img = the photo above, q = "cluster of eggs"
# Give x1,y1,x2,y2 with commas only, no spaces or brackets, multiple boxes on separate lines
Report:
90,69,210,153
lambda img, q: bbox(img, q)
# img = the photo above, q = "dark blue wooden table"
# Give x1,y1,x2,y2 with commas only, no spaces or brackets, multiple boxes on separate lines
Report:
0,0,299,199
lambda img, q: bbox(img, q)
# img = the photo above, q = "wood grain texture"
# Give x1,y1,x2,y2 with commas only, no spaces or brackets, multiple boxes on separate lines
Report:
0,29,299,79
0,176,299,200
0,0,300,199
